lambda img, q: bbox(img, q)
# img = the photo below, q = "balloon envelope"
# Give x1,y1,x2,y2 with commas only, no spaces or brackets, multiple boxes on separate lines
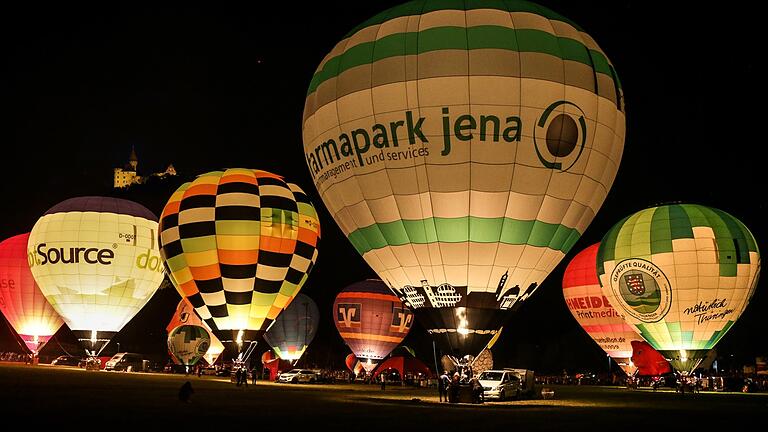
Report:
345,353,357,372
167,298,224,365
302,0,625,359
261,350,275,365
264,293,319,361
471,349,494,375
631,340,671,377
597,204,760,373
563,243,641,376
344,353,365,376
159,169,321,346
0,233,64,354
28,197,164,355
333,280,413,369
168,325,210,366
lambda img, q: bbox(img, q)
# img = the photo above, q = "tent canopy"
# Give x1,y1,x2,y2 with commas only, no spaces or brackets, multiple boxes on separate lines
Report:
372,356,432,380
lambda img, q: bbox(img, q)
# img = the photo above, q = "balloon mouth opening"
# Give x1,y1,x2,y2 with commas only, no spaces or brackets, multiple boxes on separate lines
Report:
71,330,116,357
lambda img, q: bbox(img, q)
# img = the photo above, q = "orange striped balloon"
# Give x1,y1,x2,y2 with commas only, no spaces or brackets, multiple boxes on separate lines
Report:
333,279,413,371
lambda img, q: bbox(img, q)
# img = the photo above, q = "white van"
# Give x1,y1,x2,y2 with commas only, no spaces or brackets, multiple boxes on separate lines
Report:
477,370,521,401
104,352,144,372
504,368,535,397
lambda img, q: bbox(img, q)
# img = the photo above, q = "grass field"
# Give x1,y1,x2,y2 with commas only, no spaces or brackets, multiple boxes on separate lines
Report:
1,363,766,429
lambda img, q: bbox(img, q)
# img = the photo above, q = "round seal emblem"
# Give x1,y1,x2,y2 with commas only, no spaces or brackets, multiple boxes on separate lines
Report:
609,258,672,323
195,339,210,356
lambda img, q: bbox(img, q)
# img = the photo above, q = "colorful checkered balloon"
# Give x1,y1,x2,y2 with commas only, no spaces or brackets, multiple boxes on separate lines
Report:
159,169,320,345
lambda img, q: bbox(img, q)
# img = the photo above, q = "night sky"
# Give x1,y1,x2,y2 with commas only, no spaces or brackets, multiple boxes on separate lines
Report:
1,1,765,373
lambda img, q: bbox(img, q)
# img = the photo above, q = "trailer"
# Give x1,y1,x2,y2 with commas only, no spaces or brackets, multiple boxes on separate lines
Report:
504,368,535,397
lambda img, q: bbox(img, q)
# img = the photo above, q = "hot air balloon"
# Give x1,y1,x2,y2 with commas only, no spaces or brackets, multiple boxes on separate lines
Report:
260,349,292,381
631,340,671,377
159,169,320,359
168,325,211,367
563,243,644,376
333,280,413,372
344,353,366,377
597,204,760,373
345,353,358,372
472,348,494,375
302,0,625,362
264,293,319,362
28,197,165,356
261,349,276,365
167,298,224,365
0,233,64,355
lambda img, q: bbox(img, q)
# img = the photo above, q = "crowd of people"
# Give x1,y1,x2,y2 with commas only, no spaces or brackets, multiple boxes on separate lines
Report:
534,370,768,393
0,352,30,362
437,368,485,404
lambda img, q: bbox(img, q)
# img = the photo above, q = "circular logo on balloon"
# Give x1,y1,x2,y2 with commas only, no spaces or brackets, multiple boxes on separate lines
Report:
609,258,672,323
533,100,587,172
195,339,210,356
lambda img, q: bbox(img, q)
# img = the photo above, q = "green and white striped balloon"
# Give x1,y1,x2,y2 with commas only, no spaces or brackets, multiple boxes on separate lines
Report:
597,204,760,373
302,0,625,357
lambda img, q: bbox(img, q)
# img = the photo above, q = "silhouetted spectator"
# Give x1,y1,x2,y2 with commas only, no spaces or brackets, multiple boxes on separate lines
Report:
179,381,194,403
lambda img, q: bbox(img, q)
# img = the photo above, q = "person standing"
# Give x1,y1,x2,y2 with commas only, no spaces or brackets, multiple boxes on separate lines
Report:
380,373,386,390
179,381,194,403
450,372,460,403
470,376,484,404
235,367,241,386
439,371,450,402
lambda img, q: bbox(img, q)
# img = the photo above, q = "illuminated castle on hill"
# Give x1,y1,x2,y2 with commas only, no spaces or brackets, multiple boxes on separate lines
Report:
113,146,176,188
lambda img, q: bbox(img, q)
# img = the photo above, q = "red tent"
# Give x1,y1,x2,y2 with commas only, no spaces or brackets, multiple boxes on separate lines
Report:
262,357,293,381
631,340,672,376
371,356,432,380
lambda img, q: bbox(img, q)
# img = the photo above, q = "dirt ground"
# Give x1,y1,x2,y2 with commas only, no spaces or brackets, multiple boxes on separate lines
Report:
1,363,765,429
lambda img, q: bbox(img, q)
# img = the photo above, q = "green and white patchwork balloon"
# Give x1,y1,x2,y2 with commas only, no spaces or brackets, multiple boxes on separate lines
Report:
597,204,760,373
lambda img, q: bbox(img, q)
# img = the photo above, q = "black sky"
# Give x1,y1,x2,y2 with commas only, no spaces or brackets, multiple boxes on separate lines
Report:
1,1,765,373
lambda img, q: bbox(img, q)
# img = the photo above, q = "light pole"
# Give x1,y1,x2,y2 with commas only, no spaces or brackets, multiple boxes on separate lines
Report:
117,342,121,353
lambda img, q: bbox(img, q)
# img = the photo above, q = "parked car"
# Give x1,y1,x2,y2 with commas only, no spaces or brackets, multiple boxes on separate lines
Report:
477,370,521,401
104,352,145,371
278,369,319,384
51,355,82,366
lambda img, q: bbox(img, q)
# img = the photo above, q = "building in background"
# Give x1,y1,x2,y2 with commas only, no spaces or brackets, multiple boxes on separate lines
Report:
113,146,176,188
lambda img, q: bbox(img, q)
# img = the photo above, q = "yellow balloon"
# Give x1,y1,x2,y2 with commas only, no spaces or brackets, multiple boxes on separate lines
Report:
28,196,165,355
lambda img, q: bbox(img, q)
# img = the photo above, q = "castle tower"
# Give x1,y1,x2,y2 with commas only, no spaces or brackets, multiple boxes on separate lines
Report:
128,145,138,171
114,146,139,188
